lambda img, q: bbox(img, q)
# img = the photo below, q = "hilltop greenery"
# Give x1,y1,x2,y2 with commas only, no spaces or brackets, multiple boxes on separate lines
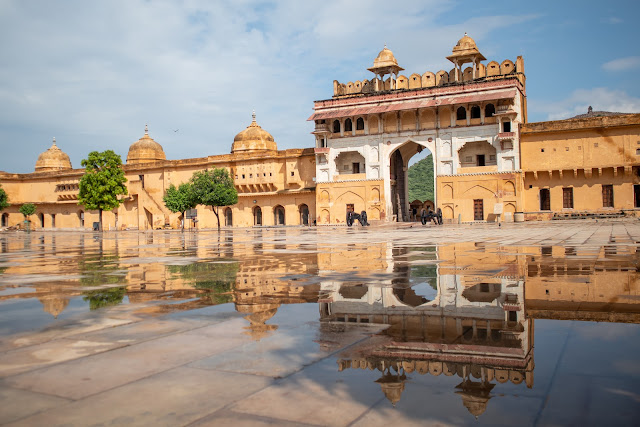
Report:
408,155,434,202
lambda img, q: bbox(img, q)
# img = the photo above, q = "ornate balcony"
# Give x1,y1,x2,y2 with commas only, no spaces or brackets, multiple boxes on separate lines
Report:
312,123,330,135
314,147,330,154
498,132,515,141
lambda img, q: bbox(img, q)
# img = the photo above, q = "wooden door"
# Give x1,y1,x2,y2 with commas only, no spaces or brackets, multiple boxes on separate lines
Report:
473,199,484,221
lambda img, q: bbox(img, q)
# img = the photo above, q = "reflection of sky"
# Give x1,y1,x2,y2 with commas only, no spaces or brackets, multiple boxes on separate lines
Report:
0,296,88,336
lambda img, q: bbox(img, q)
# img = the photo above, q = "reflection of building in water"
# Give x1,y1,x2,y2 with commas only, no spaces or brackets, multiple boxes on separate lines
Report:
525,245,640,323
234,241,320,340
323,242,532,416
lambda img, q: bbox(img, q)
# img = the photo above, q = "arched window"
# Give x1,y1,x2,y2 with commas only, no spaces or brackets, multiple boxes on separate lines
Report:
456,107,466,121
485,104,495,118
78,211,84,227
1,213,8,227
332,120,340,133
356,117,364,130
253,206,262,226
503,120,511,132
470,105,481,119
39,213,44,228
224,207,232,226
274,205,285,225
344,118,353,132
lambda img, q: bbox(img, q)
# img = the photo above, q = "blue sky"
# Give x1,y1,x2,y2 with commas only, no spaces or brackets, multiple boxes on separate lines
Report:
0,0,638,173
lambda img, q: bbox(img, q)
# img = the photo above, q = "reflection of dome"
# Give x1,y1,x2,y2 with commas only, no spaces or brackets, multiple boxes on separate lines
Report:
376,371,407,406
35,138,72,172
235,303,280,340
39,295,70,318
126,125,166,164
455,380,495,419
231,112,277,154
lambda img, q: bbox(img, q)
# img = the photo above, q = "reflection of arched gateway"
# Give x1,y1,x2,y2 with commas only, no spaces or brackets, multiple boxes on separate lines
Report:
299,204,309,225
389,140,435,222
273,205,285,225
253,206,262,226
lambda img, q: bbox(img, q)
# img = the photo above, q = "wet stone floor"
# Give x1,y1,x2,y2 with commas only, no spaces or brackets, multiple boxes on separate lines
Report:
0,220,639,426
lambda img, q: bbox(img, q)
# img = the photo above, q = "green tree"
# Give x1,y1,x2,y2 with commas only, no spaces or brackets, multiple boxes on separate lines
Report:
408,154,434,202
163,183,197,231
167,261,238,305
18,203,35,231
83,287,127,310
19,203,36,219
78,150,128,231
0,185,9,211
190,168,238,230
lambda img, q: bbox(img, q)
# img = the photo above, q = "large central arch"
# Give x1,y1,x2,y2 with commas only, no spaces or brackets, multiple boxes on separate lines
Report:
388,139,436,222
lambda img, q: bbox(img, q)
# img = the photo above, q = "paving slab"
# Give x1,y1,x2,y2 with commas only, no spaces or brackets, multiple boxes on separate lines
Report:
0,316,134,352
0,386,71,425
0,337,129,378
3,318,251,400
230,357,385,427
189,321,382,378
6,366,272,427
189,409,317,427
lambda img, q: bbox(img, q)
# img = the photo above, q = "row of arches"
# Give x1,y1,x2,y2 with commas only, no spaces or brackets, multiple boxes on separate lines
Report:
1,211,85,228
223,204,310,227
329,103,501,137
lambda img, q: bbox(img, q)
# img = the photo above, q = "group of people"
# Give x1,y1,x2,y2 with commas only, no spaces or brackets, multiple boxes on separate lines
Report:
420,207,442,225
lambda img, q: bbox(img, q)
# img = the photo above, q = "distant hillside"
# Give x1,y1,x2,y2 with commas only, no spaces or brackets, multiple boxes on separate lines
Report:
408,155,434,202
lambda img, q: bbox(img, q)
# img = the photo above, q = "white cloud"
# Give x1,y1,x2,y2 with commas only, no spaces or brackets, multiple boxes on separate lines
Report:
603,56,640,71
538,88,640,121
0,0,540,173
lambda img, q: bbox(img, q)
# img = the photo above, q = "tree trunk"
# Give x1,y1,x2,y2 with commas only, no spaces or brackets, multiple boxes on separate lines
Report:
213,206,220,231
99,208,103,232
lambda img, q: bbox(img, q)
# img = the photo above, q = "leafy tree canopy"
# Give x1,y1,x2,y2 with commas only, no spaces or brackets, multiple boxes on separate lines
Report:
78,150,128,212
19,203,36,218
163,183,197,230
408,155,434,203
0,185,9,211
190,168,238,229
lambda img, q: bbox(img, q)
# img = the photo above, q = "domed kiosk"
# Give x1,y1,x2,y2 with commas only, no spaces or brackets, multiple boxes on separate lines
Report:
126,125,166,165
446,33,486,81
367,45,404,80
35,138,72,172
231,112,277,154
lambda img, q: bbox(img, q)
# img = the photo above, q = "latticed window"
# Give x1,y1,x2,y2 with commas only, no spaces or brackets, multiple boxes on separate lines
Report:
602,185,614,207
563,187,573,209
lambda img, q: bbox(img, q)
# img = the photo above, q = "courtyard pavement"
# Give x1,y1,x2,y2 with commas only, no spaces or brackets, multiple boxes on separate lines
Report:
1,220,639,426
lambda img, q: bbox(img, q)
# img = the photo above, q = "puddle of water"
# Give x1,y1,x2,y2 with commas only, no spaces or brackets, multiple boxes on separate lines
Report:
0,228,639,423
